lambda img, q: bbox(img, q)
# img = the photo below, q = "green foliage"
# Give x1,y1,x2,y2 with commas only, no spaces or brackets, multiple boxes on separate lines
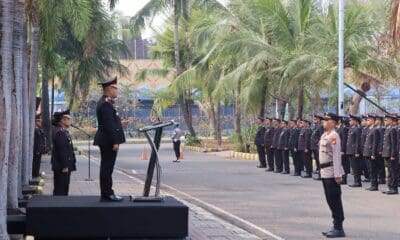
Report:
185,135,202,146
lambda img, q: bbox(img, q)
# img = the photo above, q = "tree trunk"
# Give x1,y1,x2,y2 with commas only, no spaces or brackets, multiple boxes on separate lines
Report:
51,77,55,115
296,84,304,119
258,80,267,118
69,70,79,110
288,101,295,120
0,0,15,238
41,65,51,153
234,81,244,151
209,97,217,139
216,101,222,146
278,100,287,120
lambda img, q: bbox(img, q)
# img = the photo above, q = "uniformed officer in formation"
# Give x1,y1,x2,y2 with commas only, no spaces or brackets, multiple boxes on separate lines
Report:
51,110,76,196
288,119,300,176
337,116,349,184
320,113,346,238
360,115,370,182
298,119,312,177
271,118,282,173
254,117,266,168
278,120,290,174
363,114,380,191
94,76,126,202
382,114,398,194
346,115,362,187
374,116,386,184
32,114,48,179
264,117,275,171
311,115,324,180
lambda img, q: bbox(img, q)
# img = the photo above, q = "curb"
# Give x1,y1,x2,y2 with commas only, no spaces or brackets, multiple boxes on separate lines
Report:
229,151,258,161
184,145,224,153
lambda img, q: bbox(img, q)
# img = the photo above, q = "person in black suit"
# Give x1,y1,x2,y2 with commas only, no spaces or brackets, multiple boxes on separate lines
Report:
382,114,398,195
264,117,275,171
311,115,324,180
51,110,76,196
32,114,48,179
288,119,300,176
298,119,312,178
360,115,370,182
337,116,349,184
271,118,282,173
363,114,380,191
278,120,290,174
346,115,362,187
254,117,266,168
375,115,386,184
94,77,126,201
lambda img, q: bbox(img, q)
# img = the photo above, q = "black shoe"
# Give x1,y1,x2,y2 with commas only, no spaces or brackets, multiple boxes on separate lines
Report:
101,194,124,202
257,165,267,168
301,174,312,178
366,186,378,191
384,189,398,195
362,178,370,183
325,229,346,238
348,183,362,187
265,168,274,172
322,228,335,236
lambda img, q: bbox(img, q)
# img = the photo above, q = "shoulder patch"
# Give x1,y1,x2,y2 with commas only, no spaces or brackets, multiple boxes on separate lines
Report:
330,136,337,145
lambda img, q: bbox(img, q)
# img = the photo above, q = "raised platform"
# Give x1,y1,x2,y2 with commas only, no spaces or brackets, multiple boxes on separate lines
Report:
26,195,188,239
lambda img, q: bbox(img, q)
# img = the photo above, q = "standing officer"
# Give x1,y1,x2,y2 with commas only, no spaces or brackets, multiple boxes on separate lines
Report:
375,115,386,184
32,114,48,179
298,119,312,178
254,117,266,168
346,115,362,187
264,117,275,172
363,114,380,191
94,76,126,201
171,123,185,162
382,114,398,195
289,119,300,176
337,117,349,185
360,115,370,182
311,115,324,180
278,120,290,174
51,110,76,196
320,113,345,238
271,118,282,173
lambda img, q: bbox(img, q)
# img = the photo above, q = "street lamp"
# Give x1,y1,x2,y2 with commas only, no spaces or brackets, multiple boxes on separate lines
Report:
338,0,345,115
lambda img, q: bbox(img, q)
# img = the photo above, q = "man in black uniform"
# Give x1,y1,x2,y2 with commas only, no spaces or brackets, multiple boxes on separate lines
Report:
271,118,282,173
289,119,300,176
337,116,349,184
254,117,266,168
363,114,380,191
298,119,312,178
51,110,76,196
360,115,370,182
278,120,290,174
375,115,386,184
94,77,126,201
311,115,324,180
346,115,362,187
382,114,398,195
264,117,275,171
32,114,47,179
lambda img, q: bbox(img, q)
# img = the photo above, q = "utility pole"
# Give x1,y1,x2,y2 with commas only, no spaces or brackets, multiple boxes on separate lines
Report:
338,0,345,115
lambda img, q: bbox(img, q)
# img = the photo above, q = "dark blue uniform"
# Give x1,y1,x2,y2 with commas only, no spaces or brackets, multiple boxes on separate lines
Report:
32,126,47,178
254,125,266,167
94,96,126,197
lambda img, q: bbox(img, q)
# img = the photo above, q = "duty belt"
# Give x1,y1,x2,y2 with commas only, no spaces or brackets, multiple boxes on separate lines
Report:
320,161,333,169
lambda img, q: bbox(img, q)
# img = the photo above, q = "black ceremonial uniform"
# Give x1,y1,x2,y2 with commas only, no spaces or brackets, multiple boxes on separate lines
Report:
377,126,386,184
32,126,47,178
272,126,282,173
310,123,324,173
382,126,398,194
346,126,362,187
278,127,290,173
289,127,300,175
264,126,275,171
51,127,76,196
360,126,370,180
363,126,380,190
298,127,312,177
337,124,349,184
254,125,266,168
94,95,126,197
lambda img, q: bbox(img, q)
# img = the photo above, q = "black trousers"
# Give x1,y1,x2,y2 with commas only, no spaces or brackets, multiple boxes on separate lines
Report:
291,150,300,174
385,158,399,191
322,178,344,230
281,149,290,173
311,149,320,171
377,155,386,181
53,171,71,196
32,154,42,178
361,156,370,179
256,144,266,167
173,140,181,159
266,147,274,170
299,150,311,175
368,157,379,187
99,146,117,196
341,155,350,175
296,151,305,175
349,155,361,184
274,148,282,172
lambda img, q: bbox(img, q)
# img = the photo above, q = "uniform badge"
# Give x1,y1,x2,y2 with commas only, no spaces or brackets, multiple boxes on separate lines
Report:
330,136,337,145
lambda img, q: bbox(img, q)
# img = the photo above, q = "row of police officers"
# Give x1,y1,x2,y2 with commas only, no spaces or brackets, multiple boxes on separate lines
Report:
254,113,399,195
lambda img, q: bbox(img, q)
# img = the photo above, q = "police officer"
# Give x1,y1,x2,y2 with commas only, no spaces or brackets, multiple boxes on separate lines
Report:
382,114,398,195
311,115,324,180
278,120,290,174
254,117,266,168
375,115,386,184
32,114,48,179
94,76,126,201
337,116,349,185
360,115,370,182
289,119,300,176
298,119,312,178
271,118,282,173
346,115,362,187
51,110,76,196
264,117,275,172
320,113,346,238
172,123,185,162
363,114,380,191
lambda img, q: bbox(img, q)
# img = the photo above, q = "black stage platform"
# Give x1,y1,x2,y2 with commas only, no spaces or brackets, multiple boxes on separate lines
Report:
26,195,188,239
